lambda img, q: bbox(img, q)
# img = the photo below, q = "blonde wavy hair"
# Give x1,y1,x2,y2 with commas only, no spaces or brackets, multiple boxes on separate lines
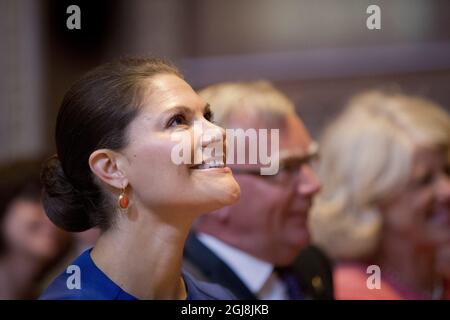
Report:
309,91,450,260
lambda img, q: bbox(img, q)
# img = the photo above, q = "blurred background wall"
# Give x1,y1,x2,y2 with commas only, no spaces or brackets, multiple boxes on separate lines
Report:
1,0,450,163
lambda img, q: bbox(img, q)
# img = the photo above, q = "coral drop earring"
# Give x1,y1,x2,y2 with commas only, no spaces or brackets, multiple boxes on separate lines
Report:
118,187,129,210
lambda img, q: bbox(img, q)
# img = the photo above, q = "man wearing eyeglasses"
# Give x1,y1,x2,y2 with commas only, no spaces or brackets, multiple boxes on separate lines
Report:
183,81,334,300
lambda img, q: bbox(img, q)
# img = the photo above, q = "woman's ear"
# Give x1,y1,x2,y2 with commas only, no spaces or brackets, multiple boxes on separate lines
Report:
89,149,128,189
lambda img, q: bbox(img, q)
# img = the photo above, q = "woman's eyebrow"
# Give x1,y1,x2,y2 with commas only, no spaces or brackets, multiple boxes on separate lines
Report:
164,105,194,116
162,103,210,116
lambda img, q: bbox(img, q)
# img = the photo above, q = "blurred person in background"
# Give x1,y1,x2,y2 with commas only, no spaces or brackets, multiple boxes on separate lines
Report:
184,81,334,300
0,160,72,299
310,91,450,300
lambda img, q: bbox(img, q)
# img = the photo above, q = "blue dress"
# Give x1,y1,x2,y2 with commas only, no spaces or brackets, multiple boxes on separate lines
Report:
40,249,234,300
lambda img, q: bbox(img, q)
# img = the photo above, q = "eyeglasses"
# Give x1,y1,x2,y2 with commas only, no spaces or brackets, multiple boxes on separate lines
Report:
230,142,319,184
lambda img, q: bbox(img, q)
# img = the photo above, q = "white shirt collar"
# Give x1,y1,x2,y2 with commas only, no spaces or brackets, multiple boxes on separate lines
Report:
197,233,274,294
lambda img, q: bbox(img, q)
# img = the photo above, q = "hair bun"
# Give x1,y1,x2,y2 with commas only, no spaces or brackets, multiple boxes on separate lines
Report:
41,155,93,232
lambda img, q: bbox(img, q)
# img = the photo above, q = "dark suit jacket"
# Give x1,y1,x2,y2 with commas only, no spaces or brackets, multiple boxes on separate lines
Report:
183,233,334,300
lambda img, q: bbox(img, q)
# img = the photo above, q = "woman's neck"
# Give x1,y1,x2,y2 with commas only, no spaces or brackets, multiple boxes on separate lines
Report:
374,233,439,299
91,208,194,300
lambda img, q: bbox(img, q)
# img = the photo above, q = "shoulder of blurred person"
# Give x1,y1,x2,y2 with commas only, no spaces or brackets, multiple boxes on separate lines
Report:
291,244,334,299
0,158,73,299
333,263,402,300
436,243,450,300
183,232,258,300
184,232,334,300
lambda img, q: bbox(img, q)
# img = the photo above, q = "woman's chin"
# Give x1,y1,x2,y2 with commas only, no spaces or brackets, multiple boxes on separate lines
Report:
190,167,240,200
195,177,241,212
219,180,241,206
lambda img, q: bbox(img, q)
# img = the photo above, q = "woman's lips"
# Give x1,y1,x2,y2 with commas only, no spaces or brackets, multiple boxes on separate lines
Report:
190,159,225,170
192,166,232,173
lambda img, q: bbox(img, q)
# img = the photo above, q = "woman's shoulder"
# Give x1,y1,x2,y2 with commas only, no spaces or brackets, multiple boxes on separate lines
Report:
333,263,402,300
40,250,234,300
39,249,136,300
183,271,235,300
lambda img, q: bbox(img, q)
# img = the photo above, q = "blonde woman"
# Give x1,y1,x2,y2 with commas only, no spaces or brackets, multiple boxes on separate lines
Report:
310,91,450,300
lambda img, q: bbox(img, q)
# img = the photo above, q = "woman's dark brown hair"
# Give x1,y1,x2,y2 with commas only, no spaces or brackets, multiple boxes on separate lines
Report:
41,57,182,232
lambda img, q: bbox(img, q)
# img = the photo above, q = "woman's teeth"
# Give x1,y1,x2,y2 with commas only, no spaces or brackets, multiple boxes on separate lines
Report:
191,160,225,169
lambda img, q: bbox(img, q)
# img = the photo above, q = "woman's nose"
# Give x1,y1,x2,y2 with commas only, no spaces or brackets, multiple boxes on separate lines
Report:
201,120,226,148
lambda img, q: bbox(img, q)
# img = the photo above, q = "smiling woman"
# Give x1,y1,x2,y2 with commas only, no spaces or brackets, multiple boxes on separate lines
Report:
39,57,240,300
